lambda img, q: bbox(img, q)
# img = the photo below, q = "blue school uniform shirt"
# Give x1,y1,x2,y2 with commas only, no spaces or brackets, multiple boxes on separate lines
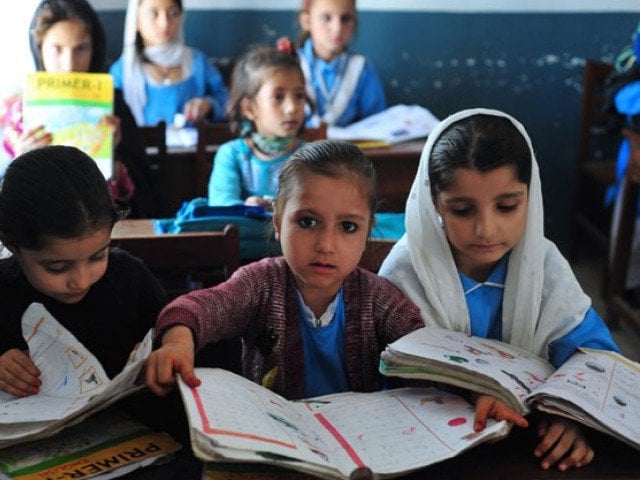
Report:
208,139,305,206
298,39,386,127
296,288,349,398
110,48,227,125
460,254,619,368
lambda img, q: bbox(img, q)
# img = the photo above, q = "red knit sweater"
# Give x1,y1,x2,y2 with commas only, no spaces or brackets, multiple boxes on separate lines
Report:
156,256,424,399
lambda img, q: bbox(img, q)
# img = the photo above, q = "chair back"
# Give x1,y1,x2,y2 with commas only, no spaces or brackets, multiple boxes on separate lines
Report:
577,61,615,165
569,60,618,260
113,222,240,299
358,238,396,273
301,122,328,142
194,123,236,197
138,121,167,157
607,129,640,333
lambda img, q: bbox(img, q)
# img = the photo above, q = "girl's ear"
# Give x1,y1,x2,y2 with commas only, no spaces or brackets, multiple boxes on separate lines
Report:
241,97,255,121
272,211,281,241
299,11,311,32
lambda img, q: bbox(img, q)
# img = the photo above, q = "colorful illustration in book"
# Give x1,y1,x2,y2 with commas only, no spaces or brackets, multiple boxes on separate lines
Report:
500,370,531,394
585,361,606,373
480,343,516,359
447,417,467,427
445,355,469,364
23,72,114,180
66,346,87,369
78,366,103,395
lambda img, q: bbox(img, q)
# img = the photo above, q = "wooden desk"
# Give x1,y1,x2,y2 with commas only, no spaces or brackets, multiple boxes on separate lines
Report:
364,139,424,212
112,219,155,238
123,424,639,479
151,140,425,217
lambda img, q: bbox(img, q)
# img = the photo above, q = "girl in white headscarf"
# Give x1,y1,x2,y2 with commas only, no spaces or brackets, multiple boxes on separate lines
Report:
380,108,619,471
109,0,228,126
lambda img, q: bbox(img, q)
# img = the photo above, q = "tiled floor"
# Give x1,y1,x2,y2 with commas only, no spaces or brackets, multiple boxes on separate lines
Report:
572,252,640,362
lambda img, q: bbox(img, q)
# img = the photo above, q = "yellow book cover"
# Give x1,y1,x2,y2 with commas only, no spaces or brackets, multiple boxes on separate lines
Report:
0,409,181,480
22,72,114,179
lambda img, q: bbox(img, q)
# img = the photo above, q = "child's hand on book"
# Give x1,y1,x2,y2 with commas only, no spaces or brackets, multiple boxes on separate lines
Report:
184,97,212,124
473,394,528,431
534,416,594,471
99,115,121,147
0,348,42,397
145,325,201,396
14,125,52,157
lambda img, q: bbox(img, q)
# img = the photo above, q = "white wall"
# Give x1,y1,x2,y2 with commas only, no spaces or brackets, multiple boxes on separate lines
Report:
0,0,39,97
91,0,640,12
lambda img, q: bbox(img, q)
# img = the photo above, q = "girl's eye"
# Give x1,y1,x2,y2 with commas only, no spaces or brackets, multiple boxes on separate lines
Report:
320,14,331,22
497,203,519,213
45,264,68,274
168,8,181,19
341,221,358,233
450,207,473,217
298,217,317,228
340,14,354,24
274,93,285,101
90,253,107,263
295,92,306,100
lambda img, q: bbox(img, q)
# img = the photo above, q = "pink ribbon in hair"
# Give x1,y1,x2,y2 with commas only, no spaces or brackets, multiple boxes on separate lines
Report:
276,37,294,54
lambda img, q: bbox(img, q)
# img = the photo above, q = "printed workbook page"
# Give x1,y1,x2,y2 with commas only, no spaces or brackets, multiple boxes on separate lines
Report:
527,348,640,449
178,369,340,476
179,369,509,479
0,303,152,447
300,387,509,478
381,327,555,414
327,104,439,144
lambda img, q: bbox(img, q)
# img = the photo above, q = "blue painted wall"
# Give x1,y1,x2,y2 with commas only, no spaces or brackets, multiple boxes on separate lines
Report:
98,9,638,249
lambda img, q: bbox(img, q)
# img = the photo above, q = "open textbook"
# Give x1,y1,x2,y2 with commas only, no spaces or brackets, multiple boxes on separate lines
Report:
380,327,640,450
327,104,439,145
177,368,509,480
0,303,152,448
0,408,180,480
22,72,114,179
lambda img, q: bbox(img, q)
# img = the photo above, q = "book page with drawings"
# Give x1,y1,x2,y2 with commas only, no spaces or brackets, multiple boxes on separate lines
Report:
382,327,555,413
179,369,509,478
0,303,152,447
178,369,339,472
301,388,509,477
0,303,110,422
527,348,640,447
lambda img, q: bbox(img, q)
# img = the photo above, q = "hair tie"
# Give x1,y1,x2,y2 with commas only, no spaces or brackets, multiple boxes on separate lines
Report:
276,37,294,55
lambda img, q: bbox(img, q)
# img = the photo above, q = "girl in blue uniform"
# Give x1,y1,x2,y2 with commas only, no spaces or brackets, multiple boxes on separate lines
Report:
208,40,306,207
110,0,228,126
380,108,619,472
297,0,386,127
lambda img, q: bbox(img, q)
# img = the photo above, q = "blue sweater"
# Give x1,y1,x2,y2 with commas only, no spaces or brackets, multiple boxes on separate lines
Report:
298,39,386,127
110,48,228,125
208,138,304,206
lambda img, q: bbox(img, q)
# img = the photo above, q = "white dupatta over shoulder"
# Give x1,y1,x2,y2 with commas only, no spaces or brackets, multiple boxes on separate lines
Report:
379,108,591,360
121,0,193,125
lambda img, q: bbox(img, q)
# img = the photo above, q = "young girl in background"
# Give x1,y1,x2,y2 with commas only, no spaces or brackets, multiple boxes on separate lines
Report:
0,146,165,396
379,108,620,471
208,40,306,207
297,0,386,127
2,0,155,217
110,0,228,126
146,140,424,399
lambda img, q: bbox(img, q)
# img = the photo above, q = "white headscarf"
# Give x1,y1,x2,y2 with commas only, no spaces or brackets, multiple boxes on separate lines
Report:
121,0,193,125
379,108,591,359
